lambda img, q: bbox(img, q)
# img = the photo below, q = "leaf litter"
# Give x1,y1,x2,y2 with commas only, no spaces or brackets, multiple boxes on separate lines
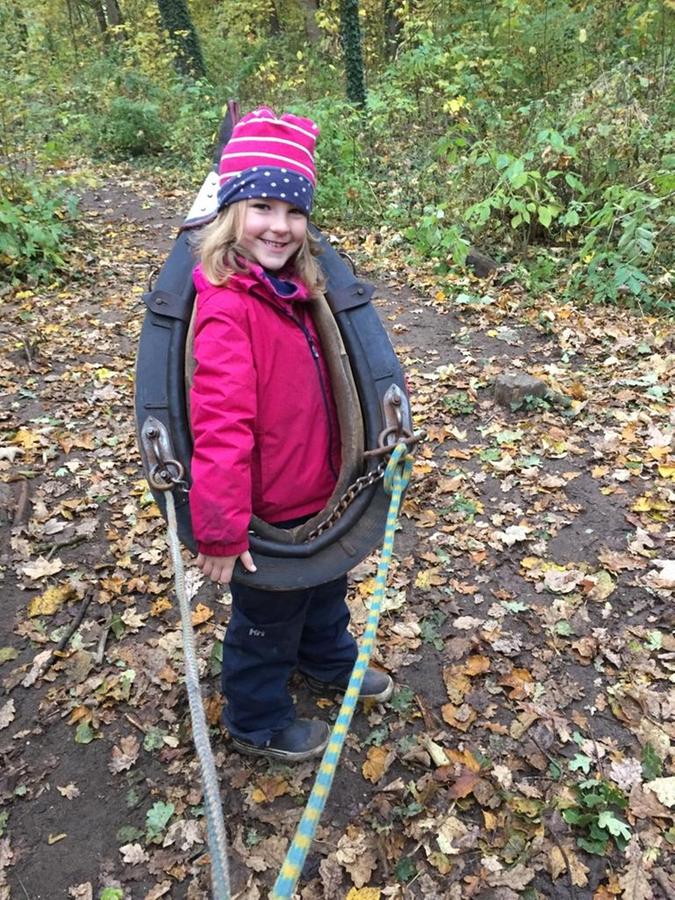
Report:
0,167,673,898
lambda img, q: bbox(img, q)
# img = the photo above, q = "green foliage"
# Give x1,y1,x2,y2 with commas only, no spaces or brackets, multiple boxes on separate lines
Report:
99,97,165,157
641,743,664,781
145,800,175,842
0,170,78,284
442,391,476,416
562,776,631,855
0,0,671,312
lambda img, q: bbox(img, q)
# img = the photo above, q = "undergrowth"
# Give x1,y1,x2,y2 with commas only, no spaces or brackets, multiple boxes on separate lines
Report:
1,0,672,311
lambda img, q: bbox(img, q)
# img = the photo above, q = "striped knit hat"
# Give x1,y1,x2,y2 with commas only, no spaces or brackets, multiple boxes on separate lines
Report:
217,106,319,216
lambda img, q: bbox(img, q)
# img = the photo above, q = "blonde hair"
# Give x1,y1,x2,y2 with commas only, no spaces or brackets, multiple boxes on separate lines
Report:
195,203,325,294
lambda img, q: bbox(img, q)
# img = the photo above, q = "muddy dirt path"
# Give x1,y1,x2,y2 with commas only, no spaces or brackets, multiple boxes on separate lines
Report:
1,169,673,899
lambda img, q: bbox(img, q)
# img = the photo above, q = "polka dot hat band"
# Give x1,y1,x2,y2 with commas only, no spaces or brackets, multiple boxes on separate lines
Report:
217,106,319,216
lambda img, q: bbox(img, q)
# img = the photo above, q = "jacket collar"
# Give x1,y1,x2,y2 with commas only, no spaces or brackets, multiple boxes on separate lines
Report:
229,258,311,303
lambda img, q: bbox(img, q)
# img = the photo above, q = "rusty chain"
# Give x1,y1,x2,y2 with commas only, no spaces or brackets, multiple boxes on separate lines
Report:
306,461,387,540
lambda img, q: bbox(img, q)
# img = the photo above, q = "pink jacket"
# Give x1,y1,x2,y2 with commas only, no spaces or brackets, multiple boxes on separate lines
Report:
189,261,341,557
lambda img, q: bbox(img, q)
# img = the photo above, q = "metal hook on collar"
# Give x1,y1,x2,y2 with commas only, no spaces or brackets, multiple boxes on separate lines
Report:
140,417,186,492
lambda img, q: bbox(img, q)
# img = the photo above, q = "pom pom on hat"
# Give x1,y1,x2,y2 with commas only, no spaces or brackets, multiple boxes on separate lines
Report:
217,106,319,215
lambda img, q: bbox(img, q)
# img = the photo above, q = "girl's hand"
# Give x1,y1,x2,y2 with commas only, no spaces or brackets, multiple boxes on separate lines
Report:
195,551,257,584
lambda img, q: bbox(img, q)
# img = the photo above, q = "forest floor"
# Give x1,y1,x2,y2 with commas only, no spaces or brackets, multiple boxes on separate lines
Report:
0,166,674,900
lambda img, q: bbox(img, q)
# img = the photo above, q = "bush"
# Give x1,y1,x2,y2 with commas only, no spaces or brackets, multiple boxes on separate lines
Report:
0,169,78,284
97,96,165,157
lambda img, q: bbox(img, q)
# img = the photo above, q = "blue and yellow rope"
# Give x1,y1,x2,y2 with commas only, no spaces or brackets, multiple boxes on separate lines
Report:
271,442,413,899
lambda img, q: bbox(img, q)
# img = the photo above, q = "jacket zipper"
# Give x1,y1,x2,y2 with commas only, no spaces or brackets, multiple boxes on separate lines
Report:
250,284,340,482
290,312,339,481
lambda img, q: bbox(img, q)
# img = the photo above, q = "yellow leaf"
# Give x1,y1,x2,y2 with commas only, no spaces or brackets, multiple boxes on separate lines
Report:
464,655,490,676
357,577,377,598
362,746,392,783
28,583,76,617
446,748,482,772
251,775,290,804
658,464,675,480
12,428,40,449
648,445,670,460
191,603,213,626
150,597,172,616
414,567,446,589
346,889,382,900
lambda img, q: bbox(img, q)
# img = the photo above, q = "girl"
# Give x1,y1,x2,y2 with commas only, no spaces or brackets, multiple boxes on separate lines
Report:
190,107,393,762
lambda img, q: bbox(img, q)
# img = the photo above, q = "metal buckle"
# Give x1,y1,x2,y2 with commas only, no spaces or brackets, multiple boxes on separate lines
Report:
140,417,187,492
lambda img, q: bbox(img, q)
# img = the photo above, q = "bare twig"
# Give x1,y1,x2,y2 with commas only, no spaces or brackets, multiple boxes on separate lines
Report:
12,477,31,526
37,534,88,559
125,713,149,734
29,590,95,683
95,607,113,665
51,590,94,658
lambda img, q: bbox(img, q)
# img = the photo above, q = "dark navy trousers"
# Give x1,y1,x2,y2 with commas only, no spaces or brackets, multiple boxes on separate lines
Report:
221,575,358,745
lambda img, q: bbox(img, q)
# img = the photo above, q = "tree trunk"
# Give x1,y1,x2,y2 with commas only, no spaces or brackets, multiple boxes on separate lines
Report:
301,0,321,44
339,0,367,106
268,0,281,36
383,0,401,60
105,0,123,28
156,0,208,80
88,0,109,37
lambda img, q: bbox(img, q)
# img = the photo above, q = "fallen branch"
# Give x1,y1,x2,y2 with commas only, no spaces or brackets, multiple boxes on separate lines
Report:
23,590,95,686
95,607,113,665
12,477,31,527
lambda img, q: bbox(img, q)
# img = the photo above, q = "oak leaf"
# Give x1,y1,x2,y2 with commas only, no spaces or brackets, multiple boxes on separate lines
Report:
362,745,394,783
335,829,378,889
109,735,140,774
0,699,15,730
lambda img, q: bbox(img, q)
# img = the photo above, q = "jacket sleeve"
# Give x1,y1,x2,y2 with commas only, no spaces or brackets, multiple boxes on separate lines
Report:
189,288,256,557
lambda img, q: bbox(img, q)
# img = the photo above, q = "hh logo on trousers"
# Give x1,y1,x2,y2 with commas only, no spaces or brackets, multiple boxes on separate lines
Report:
248,628,266,638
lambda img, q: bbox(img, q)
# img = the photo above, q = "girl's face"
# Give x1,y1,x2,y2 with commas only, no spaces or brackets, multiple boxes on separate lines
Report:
240,198,308,271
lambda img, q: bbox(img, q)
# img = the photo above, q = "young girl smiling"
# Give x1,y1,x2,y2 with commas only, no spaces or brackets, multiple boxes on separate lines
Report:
189,107,393,762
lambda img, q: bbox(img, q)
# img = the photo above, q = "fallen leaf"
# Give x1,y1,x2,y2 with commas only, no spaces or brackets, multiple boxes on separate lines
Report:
68,884,93,900
453,615,483,630
437,815,469,855
0,699,15,730
109,735,140,774
191,603,213,626
618,838,653,899
441,702,477,731
0,647,19,664
250,775,290,804
20,556,64,580
119,842,150,865
57,783,80,800
548,846,589,886
335,828,378,889
645,776,675,808
447,768,480,799
362,745,394,783
486,863,535,889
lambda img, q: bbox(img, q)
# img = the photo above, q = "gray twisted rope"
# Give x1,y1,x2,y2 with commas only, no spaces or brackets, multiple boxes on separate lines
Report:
165,491,231,899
